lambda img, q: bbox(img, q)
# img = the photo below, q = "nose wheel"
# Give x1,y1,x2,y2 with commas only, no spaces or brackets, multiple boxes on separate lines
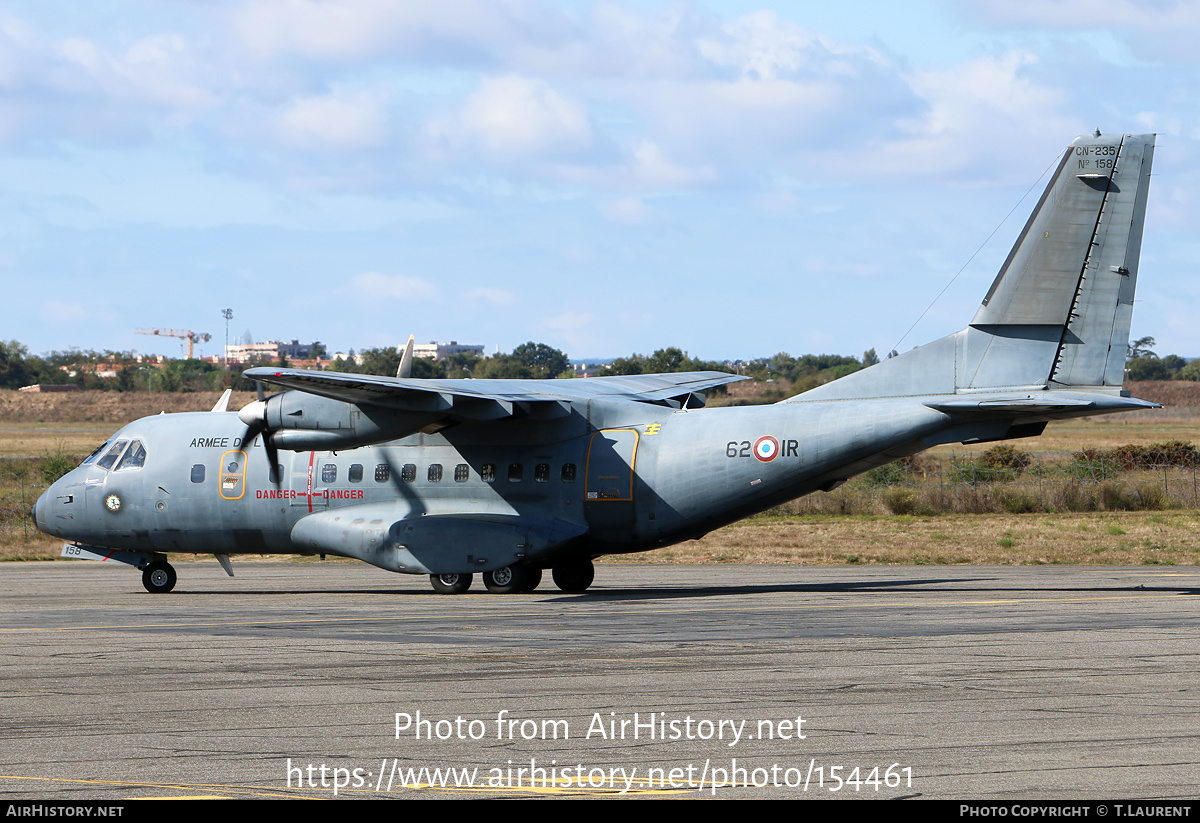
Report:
142,561,177,594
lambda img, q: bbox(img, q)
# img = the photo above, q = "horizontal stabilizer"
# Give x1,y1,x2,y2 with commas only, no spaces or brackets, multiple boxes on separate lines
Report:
924,392,1159,416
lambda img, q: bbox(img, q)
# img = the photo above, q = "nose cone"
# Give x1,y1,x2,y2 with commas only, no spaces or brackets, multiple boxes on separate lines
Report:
33,486,54,536
33,474,81,539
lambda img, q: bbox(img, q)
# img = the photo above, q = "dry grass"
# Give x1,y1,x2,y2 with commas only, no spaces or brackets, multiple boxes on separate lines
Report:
610,510,1200,567
8,511,1199,566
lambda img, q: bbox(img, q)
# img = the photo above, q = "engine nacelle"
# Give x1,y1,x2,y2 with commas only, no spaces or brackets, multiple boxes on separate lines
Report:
239,391,444,451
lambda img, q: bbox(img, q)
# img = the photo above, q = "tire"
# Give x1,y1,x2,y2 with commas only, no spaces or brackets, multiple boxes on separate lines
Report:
142,561,177,594
483,565,529,594
552,558,594,593
520,567,542,593
429,573,472,594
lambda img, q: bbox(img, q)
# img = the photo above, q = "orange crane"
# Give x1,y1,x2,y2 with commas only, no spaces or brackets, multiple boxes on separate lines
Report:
135,328,213,359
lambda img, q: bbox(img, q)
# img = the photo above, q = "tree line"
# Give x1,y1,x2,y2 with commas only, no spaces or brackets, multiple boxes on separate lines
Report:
4,336,1193,393
1125,337,1200,381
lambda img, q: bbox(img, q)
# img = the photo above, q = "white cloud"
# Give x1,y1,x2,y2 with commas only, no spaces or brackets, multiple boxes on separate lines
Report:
695,10,877,81
599,196,653,224
629,141,713,188
1135,110,1181,136
276,88,388,149
427,75,592,161
228,0,551,62
56,33,219,111
971,0,1200,30
541,309,595,352
871,51,1073,178
352,271,438,301
467,287,515,306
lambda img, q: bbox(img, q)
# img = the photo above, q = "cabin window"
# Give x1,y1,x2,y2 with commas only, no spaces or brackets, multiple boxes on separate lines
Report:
401,464,416,482
428,464,443,483
348,464,363,483
96,440,129,471
508,463,523,483
562,463,577,483
481,464,496,483
321,464,337,483
115,441,147,471
190,464,206,483
534,463,549,483
454,463,469,482
375,464,390,483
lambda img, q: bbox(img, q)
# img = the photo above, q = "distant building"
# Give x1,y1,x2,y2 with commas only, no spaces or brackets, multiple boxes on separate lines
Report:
224,342,283,364
224,340,324,364
19,384,79,393
413,341,485,361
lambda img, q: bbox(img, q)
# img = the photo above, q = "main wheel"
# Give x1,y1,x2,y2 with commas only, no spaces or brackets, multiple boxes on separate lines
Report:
429,573,472,594
483,564,529,594
142,561,177,594
552,558,594,593
520,567,542,593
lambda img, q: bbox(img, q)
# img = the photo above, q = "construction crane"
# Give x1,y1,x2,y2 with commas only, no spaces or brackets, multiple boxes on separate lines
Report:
135,328,213,359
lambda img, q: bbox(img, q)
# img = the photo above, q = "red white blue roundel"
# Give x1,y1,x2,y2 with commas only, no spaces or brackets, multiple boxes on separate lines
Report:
752,435,780,462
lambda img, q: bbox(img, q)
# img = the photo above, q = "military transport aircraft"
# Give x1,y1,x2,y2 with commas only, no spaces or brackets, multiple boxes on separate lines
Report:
35,132,1158,595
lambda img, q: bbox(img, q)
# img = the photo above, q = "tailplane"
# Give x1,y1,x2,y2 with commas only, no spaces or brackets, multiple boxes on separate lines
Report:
793,132,1156,403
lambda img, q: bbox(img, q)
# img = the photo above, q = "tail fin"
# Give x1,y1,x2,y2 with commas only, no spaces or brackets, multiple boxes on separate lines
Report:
793,132,1155,403
973,132,1155,389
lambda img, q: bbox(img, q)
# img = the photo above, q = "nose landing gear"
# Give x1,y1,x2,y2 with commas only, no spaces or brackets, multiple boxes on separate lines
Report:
142,561,177,594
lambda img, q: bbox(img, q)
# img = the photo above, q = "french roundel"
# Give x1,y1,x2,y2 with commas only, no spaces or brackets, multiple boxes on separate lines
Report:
752,435,780,463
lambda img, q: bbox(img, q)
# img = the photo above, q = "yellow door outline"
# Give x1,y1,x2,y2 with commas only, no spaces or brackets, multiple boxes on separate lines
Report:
219,449,247,500
584,429,639,502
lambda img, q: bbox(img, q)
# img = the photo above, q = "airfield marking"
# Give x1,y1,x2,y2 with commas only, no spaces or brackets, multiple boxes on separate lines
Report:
0,774,309,799
0,772,685,798
0,592,1188,635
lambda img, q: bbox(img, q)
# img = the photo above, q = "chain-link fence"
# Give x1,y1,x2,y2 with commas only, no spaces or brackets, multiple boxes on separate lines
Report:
775,443,1200,516
0,458,52,547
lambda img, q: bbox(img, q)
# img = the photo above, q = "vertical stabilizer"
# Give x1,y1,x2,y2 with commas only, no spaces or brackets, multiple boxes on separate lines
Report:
790,133,1156,404
972,133,1155,389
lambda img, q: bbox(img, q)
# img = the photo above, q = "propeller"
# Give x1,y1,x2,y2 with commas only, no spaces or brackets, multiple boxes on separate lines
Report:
237,386,282,488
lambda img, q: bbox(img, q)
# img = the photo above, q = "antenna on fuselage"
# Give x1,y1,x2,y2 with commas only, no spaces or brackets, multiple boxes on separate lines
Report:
396,334,415,378
210,388,233,413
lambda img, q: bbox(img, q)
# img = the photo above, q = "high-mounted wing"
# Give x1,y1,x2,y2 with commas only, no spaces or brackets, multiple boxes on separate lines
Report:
244,367,744,409
237,367,746,451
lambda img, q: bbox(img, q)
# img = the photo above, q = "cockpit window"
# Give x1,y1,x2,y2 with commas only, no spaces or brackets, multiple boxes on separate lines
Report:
114,440,147,471
96,440,129,471
81,441,109,466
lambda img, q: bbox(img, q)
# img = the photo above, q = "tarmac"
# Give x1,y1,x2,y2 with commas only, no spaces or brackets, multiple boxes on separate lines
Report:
1,560,1197,799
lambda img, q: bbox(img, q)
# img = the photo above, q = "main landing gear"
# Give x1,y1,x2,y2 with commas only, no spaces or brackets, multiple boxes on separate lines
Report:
427,559,594,595
551,557,594,594
141,561,177,594
429,573,472,594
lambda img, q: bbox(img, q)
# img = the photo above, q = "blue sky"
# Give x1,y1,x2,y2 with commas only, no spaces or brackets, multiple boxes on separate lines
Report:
4,0,1200,362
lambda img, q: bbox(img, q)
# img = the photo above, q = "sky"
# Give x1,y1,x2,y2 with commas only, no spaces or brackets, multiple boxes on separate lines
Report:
3,0,1200,362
